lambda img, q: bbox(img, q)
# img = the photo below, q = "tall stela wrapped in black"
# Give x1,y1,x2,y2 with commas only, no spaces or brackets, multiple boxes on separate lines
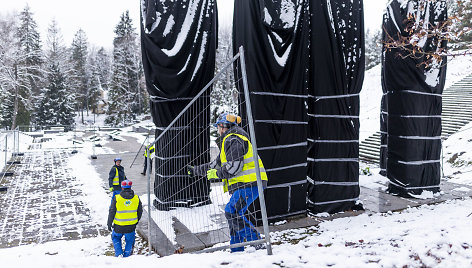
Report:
306,0,365,214
233,0,310,221
140,0,218,209
382,0,447,196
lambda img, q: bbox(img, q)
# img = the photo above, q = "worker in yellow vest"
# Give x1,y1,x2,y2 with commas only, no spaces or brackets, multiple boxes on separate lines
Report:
187,113,268,252
108,157,127,202
141,144,155,175
107,179,143,257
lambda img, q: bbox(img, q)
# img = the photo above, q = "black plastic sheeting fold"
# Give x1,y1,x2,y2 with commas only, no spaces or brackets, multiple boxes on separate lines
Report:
233,0,310,221
306,0,365,214
140,0,218,209
381,0,447,196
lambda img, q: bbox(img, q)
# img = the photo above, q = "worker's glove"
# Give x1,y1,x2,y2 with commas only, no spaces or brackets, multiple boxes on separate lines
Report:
207,169,218,180
108,225,112,232
187,165,195,178
109,187,114,192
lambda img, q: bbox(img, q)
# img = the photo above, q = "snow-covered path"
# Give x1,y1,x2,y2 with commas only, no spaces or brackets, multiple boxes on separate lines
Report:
1,197,472,267
0,144,107,248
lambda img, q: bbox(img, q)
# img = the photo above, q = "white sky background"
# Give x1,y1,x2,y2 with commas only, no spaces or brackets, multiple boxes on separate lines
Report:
0,0,387,49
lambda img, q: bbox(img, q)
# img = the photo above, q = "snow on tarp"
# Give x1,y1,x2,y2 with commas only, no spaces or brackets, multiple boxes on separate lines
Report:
140,0,218,209
233,0,310,222
381,0,447,196
306,0,365,214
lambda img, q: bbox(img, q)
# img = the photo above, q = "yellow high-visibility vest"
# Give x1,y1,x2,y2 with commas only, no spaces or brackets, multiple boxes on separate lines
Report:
220,133,268,193
113,167,120,186
144,145,155,158
113,194,139,226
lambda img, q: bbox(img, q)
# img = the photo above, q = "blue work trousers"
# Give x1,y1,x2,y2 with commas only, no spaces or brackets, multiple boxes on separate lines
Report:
111,190,121,205
111,230,135,257
225,186,261,252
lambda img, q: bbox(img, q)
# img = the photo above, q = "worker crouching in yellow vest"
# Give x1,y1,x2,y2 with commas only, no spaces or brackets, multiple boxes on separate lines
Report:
107,180,143,257
188,113,268,252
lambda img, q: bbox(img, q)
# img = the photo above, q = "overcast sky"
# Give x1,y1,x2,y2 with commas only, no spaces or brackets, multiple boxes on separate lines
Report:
0,0,387,49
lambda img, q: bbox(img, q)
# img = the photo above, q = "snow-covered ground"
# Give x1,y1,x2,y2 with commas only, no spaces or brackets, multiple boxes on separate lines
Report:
0,132,33,172
2,55,472,268
0,119,471,267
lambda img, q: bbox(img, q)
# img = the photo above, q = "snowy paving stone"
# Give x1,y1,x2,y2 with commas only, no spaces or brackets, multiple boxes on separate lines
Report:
0,149,106,248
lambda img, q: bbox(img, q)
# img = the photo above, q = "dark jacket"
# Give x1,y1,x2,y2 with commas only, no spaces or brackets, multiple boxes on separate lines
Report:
195,126,265,194
107,188,143,234
108,165,126,191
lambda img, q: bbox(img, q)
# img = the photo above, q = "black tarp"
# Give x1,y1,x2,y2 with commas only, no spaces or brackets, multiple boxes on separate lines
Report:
306,0,365,214
233,0,310,221
140,0,218,209
382,0,447,196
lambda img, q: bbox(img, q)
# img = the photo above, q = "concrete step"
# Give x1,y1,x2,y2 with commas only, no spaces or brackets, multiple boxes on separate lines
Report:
359,152,380,161
360,144,380,152
359,146,380,154
442,116,470,124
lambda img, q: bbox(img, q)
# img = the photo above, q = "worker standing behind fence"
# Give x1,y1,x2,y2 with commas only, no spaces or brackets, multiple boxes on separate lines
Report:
109,157,127,202
188,113,268,252
108,180,143,257
141,144,155,175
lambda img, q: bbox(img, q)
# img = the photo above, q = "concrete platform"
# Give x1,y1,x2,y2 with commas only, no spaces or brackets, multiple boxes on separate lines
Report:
90,134,472,257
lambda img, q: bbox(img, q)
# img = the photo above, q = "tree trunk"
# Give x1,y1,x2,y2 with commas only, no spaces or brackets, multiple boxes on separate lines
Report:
81,103,84,124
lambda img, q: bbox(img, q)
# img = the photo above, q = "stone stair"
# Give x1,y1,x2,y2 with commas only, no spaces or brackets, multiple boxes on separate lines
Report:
360,73,472,164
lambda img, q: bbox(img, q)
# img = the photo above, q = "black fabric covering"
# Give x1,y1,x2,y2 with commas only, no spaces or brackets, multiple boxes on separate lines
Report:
233,0,310,221
306,0,365,214
382,0,447,196
140,0,217,209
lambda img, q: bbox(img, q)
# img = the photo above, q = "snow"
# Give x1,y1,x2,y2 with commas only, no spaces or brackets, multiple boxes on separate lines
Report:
0,132,33,172
143,185,230,244
2,108,472,266
3,197,472,267
162,14,175,37
359,53,472,142
279,0,296,29
161,0,199,57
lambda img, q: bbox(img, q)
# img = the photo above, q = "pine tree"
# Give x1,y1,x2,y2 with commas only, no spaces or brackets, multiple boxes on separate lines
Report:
106,11,146,126
70,29,89,123
451,0,472,47
365,29,382,70
33,19,75,129
95,47,111,91
87,51,103,115
11,5,43,129
0,8,42,129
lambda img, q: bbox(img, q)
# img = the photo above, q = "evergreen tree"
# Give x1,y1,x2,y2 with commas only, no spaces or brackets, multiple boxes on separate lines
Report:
17,4,43,93
70,29,89,123
106,11,146,126
0,8,42,129
96,47,111,91
9,5,43,129
33,19,75,129
450,0,472,47
365,29,382,70
35,63,74,128
87,50,103,115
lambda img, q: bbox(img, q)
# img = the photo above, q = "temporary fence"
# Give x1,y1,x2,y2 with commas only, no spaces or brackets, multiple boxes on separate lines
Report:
0,129,21,191
144,46,272,255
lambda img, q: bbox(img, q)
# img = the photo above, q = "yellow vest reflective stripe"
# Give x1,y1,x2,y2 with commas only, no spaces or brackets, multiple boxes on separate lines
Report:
113,194,139,226
113,167,120,186
144,145,155,158
220,133,268,193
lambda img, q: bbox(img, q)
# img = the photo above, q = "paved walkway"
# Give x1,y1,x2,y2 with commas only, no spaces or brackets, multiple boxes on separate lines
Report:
0,144,105,248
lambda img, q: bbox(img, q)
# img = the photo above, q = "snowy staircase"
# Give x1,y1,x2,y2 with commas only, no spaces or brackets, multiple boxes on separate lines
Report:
359,73,472,164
